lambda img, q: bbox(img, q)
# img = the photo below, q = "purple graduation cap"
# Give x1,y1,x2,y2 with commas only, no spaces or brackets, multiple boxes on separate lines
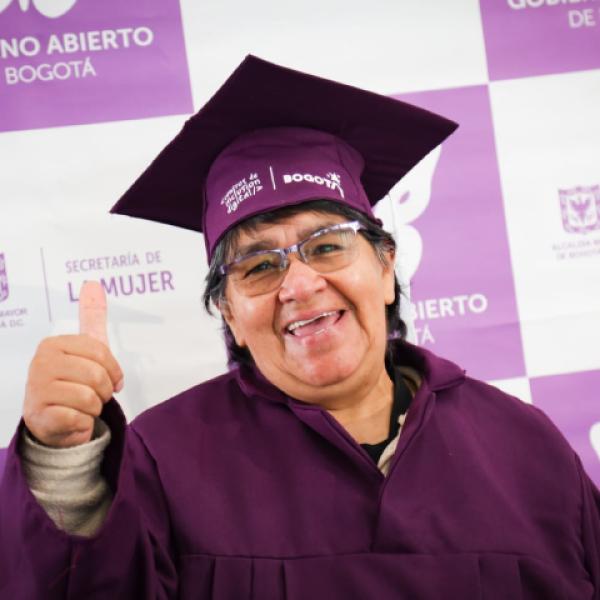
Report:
111,55,458,261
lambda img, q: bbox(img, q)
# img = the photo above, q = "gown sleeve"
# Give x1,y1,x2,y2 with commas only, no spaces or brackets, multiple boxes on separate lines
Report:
0,399,178,599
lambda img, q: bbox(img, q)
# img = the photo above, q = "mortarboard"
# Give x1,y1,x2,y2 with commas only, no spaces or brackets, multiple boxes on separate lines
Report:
110,55,458,262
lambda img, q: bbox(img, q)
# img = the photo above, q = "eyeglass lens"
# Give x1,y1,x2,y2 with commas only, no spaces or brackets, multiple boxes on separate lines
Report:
230,228,359,296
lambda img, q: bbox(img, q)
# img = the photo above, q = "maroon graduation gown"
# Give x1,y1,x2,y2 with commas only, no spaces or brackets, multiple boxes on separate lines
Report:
1,342,599,599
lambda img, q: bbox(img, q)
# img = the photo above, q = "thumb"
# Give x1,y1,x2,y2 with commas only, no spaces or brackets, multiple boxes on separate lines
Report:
79,280,123,393
79,280,109,344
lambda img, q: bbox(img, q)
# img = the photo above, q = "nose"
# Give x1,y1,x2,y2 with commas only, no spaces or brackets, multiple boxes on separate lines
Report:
278,254,327,303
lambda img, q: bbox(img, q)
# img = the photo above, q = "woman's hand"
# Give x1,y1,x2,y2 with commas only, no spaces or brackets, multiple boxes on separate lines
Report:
23,282,123,448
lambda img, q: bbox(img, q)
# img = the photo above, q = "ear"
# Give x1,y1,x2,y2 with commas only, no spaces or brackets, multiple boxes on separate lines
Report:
382,248,396,306
217,298,246,347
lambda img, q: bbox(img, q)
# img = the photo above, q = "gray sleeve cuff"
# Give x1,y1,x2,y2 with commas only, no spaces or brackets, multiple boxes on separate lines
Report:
21,418,113,537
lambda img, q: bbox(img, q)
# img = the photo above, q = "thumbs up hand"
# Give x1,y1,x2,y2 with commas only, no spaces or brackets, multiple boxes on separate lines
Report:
23,282,124,448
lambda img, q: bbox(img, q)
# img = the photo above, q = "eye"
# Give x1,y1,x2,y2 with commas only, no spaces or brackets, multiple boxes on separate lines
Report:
235,253,281,279
312,242,342,255
244,260,277,277
305,231,349,258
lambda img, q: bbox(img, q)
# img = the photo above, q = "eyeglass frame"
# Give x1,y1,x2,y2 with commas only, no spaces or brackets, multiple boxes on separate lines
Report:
218,220,365,283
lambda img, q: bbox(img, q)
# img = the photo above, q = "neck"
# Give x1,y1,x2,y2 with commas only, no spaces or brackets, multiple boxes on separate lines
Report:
325,363,394,444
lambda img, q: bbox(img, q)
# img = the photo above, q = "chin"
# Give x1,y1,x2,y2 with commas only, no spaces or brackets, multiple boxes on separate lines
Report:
289,354,361,389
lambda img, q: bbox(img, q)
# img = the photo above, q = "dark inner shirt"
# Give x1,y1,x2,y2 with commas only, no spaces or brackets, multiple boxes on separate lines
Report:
360,368,413,464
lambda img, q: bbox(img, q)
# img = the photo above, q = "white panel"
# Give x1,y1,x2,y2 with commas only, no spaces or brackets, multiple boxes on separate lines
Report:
180,0,489,103
490,70,600,378
0,116,185,218
487,377,532,404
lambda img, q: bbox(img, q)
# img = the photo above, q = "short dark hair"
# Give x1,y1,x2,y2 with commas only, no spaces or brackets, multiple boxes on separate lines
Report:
203,199,407,366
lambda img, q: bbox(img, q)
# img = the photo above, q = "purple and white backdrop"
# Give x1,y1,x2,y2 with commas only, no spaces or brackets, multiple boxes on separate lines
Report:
0,0,598,485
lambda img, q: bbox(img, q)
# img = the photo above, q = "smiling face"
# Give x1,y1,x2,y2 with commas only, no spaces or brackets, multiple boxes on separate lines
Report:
220,210,396,407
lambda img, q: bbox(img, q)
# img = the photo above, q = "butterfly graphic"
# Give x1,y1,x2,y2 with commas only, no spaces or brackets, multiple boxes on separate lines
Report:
591,422,600,463
373,145,442,283
0,0,78,18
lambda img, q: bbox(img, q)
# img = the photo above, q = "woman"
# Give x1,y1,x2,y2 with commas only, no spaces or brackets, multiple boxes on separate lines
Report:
1,56,599,599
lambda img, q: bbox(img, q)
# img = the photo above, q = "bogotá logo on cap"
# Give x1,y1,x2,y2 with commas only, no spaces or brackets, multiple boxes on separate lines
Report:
221,173,263,214
0,0,77,18
0,253,9,303
282,172,345,198
559,185,600,234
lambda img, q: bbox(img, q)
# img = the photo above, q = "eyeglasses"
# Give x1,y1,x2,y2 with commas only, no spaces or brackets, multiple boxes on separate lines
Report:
219,220,365,296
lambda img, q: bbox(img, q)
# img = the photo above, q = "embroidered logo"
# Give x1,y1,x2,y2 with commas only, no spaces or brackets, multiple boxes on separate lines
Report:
221,173,263,214
0,253,9,303
0,0,78,18
559,185,600,234
282,171,345,198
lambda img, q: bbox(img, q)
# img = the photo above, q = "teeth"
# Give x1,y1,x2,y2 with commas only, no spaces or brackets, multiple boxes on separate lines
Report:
287,311,338,333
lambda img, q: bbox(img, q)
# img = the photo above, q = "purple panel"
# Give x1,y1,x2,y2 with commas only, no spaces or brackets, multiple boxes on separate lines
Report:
0,0,192,132
0,447,6,478
530,370,600,488
395,85,525,381
479,0,600,80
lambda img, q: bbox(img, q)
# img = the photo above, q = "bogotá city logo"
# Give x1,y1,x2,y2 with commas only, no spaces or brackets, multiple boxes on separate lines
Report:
0,0,78,18
282,171,345,199
559,185,600,234
0,253,9,303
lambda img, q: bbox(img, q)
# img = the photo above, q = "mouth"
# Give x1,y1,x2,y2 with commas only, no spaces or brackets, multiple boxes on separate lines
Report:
284,310,345,338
